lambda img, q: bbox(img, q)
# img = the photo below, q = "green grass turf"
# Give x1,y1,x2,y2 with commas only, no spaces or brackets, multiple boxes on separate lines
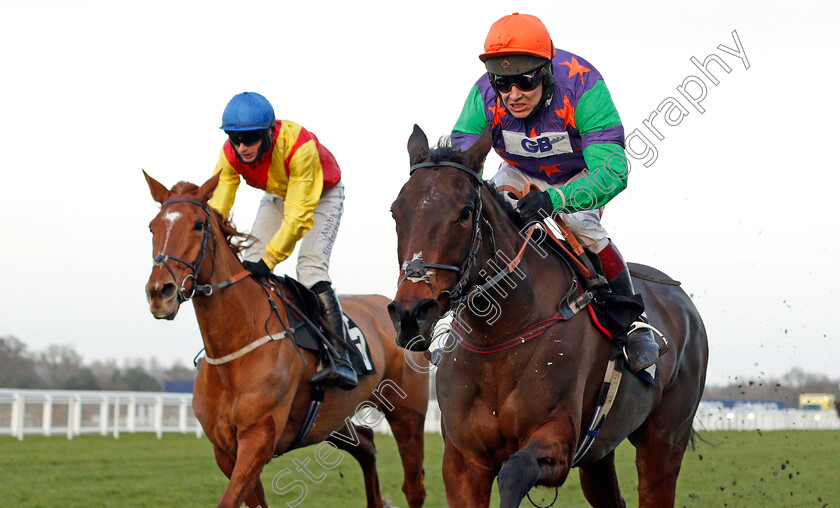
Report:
0,430,837,507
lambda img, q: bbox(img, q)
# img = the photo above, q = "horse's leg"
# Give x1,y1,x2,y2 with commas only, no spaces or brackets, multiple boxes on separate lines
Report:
384,404,426,508
629,424,691,508
629,398,695,508
496,447,539,508
496,420,574,508
327,424,384,508
214,446,235,479
214,442,269,508
441,429,494,508
217,416,276,508
578,450,626,508
243,480,268,508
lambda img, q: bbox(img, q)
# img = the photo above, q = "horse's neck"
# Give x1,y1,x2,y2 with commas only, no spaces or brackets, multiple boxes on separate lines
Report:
191,229,270,359
458,200,571,338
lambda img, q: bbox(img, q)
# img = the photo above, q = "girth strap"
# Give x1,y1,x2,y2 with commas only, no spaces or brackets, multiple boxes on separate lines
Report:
571,358,624,467
286,384,326,452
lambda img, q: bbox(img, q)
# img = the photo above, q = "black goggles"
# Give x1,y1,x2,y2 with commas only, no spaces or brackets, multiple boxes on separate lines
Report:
489,66,547,93
226,130,265,147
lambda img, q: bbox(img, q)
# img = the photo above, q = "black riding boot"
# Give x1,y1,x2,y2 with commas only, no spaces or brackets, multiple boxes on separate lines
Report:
598,244,666,373
309,283,358,390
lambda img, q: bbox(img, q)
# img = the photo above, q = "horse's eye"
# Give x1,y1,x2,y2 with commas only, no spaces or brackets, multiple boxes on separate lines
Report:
193,221,205,232
457,207,473,223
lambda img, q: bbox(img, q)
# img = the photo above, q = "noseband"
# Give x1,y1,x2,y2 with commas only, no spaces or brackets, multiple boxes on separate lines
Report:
153,198,216,303
398,161,489,306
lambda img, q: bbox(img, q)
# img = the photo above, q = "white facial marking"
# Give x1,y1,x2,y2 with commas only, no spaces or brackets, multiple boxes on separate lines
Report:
158,211,182,254
417,188,439,209
164,211,181,223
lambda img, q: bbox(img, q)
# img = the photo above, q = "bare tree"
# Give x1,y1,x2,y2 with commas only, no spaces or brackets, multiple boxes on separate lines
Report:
0,335,40,388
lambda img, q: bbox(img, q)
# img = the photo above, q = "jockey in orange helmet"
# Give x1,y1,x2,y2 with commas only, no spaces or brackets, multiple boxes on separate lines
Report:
452,13,665,373
209,92,357,389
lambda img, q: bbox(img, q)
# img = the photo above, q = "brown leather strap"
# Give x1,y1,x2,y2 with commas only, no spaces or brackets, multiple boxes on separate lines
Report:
542,223,591,278
496,184,590,277
509,225,537,270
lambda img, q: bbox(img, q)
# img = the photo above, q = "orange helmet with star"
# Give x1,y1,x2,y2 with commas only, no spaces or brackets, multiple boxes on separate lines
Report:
480,13,556,75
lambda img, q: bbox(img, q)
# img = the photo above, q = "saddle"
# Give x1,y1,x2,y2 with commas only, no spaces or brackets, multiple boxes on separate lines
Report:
493,184,640,334
493,183,669,386
268,274,376,377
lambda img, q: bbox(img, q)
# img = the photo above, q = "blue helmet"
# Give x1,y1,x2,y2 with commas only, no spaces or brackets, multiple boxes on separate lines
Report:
220,92,275,131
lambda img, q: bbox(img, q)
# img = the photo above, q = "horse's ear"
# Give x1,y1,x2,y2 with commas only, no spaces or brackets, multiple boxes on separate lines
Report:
407,124,430,166
143,170,171,204
462,126,492,172
198,171,222,203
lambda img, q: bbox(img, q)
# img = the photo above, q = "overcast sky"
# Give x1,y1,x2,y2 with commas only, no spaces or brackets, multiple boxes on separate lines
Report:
0,0,837,386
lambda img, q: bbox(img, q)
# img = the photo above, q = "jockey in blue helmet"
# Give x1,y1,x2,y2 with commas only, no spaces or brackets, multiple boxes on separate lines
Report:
208,92,358,389
220,92,276,165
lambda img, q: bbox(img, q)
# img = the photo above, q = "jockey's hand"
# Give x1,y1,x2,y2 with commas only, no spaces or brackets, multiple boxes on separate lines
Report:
517,189,554,224
244,259,272,278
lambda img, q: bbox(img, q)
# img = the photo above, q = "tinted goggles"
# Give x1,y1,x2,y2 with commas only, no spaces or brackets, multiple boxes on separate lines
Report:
489,66,547,93
227,130,264,147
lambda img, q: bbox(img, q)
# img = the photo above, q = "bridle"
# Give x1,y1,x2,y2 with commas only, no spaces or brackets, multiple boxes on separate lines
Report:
152,198,222,303
151,196,303,367
398,161,491,307
397,161,575,318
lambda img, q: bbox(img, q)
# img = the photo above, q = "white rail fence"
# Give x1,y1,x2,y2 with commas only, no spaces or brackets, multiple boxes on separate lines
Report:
0,388,443,441
1,389,837,441
0,389,200,440
693,401,840,431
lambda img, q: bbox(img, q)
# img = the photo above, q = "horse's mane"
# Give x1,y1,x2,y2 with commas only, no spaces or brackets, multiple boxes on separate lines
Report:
170,181,251,255
426,145,526,230
214,210,251,256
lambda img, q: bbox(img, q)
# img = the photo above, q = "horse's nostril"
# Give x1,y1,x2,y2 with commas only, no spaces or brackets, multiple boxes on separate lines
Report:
413,299,441,327
161,283,177,299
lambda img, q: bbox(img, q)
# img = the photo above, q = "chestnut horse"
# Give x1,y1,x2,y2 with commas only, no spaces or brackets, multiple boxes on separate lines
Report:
144,171,429,508
388,127,708,508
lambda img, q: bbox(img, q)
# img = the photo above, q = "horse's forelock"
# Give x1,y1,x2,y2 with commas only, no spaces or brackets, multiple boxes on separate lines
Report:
428,145,463,165
171,181,200,194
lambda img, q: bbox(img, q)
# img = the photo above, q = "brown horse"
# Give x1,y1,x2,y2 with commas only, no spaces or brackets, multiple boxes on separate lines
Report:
143,171,430,508
388,126,708,508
